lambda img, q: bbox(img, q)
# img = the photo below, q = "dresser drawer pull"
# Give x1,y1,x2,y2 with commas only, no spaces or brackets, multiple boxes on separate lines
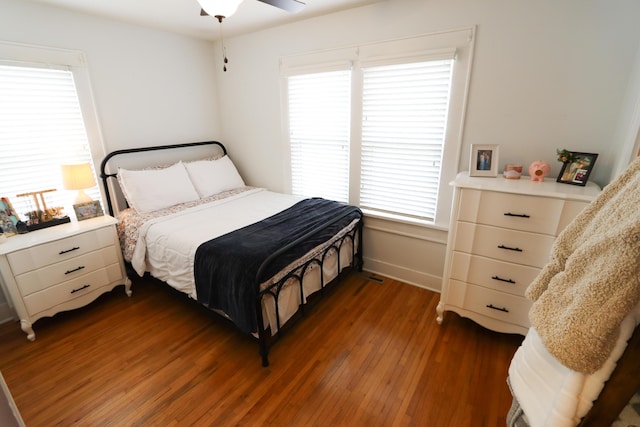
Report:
70,284,90,294
504,212,530,218
492,275,516,284
59,246,80,255
498,244,523,252
486,304,509,313
65,266,85,275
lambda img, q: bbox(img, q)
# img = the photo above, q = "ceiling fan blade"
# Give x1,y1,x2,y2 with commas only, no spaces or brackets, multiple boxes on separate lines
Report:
200,8,209,16
257,0,306,13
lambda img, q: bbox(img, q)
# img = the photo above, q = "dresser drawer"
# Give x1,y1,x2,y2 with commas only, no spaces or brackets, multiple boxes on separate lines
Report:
22,263,123,317
15,246,120,297
458,189,564,235
7,226,116,275
450,251,540,297
453,222,555,268
447,279,531,328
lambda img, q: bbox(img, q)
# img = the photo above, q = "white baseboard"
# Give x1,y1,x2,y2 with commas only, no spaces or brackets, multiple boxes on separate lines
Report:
363,256,442,293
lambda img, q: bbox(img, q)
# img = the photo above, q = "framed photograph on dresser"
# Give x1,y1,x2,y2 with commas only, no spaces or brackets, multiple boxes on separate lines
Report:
469,144,499,177
557,152,598,186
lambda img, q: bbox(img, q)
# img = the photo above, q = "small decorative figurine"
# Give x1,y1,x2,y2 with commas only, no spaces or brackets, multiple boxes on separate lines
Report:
503,164,523,179
528,160,551,182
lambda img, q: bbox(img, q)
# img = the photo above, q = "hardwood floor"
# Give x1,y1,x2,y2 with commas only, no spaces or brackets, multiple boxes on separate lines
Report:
0,272,523,426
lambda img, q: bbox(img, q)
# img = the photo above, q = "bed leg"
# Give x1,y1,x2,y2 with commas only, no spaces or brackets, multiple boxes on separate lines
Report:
256,297,270,367
261,350,270,367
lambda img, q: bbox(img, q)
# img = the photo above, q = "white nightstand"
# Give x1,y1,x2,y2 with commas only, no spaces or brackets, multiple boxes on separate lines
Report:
0,216,131,341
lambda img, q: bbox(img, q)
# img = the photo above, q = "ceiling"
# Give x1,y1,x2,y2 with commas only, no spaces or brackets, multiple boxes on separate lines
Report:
26,0,384,41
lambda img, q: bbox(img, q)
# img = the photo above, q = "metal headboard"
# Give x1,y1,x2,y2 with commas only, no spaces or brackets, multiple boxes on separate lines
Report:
99,141,227,216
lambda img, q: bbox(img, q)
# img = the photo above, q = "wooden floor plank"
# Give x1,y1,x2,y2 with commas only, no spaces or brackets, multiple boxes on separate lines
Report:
0,272,523,426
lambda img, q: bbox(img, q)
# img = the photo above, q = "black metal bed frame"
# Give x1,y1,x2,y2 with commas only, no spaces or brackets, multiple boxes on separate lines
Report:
99,141,363,366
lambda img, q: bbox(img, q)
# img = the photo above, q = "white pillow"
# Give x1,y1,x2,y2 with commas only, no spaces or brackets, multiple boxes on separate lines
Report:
118,161,200,213
184,155,245,198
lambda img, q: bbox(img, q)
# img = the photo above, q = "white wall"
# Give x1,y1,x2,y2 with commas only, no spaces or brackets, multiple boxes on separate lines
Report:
214,0,640,290
1,0,639,316
0,0,221,320
611,43,640,179
218,0,640,188
0,0,221,150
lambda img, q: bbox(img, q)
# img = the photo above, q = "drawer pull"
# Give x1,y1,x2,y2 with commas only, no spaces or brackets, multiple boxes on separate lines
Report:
70,284,90,294
492,275,516,284
486,304,509,313
504,212,530,218
59,246,80,255
65,265,85,275
498,244,523,252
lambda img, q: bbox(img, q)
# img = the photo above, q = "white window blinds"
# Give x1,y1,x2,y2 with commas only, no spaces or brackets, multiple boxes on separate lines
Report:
282,29,474,226
360,59,454,220
0,64,99,221
288,70,351,203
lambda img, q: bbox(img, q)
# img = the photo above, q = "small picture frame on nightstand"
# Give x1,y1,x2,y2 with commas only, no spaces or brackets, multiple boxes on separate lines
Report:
73,201,104,221
0,197,19,236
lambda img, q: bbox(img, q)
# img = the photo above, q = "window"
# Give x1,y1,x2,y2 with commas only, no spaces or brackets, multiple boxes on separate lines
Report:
0,42,105,223
360,60,453,220
288,70,351,202
282,28,474,226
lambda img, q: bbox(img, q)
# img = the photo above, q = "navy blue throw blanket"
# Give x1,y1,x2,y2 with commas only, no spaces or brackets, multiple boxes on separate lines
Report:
194,198,362,334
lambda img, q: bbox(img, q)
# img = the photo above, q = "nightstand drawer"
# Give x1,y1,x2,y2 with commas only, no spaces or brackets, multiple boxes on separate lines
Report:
15,246,120,296
450,252,540,296
22,263,123,317
458,189,564,235
7,226,115,275
448,279,531,327
453,222,555,268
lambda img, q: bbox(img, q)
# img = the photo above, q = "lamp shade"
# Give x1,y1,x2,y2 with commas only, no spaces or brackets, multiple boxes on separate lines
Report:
197,0,244,18
61,163,96,204
61,163,96,190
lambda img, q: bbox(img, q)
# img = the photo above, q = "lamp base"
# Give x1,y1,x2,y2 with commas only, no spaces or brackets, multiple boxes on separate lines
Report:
75,190,93,204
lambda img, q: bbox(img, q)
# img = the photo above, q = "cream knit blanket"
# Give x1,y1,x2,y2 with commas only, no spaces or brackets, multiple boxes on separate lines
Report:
526,156,640,374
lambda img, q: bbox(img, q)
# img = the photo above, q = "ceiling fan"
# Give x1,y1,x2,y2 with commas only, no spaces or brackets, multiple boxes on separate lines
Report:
197,0,305,71
198,0,306,20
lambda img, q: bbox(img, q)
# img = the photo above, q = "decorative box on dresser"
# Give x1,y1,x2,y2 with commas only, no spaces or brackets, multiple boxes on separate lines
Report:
0,216,131,341
436,172,600,335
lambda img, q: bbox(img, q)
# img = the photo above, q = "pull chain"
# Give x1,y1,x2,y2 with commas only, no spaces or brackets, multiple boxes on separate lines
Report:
216,15,229,72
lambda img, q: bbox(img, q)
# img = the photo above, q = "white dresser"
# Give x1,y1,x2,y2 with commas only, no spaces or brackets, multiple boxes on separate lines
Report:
0,216,131,340
436,173,600,335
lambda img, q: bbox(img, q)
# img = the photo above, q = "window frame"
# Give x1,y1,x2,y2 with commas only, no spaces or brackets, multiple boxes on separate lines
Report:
280,27,475,228
0,41,108,212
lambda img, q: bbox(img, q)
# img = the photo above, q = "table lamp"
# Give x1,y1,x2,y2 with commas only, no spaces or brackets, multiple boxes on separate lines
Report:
61,163,96,204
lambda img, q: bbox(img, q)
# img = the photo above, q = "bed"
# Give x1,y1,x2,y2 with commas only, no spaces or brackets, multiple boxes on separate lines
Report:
99,141,363,366
507,307,640,427
507,155,640,426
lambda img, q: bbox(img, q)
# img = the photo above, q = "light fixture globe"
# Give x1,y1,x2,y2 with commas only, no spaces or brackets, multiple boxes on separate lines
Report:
197,0,244,19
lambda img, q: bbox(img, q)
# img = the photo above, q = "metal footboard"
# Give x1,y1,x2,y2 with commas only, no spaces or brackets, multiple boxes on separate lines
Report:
254,214,363,366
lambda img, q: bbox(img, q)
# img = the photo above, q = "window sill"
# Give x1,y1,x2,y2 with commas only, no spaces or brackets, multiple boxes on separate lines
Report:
360,208,449,232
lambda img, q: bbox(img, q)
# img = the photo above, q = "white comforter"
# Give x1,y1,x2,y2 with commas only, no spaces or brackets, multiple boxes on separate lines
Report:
131,188,303,299
508,301,640,426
